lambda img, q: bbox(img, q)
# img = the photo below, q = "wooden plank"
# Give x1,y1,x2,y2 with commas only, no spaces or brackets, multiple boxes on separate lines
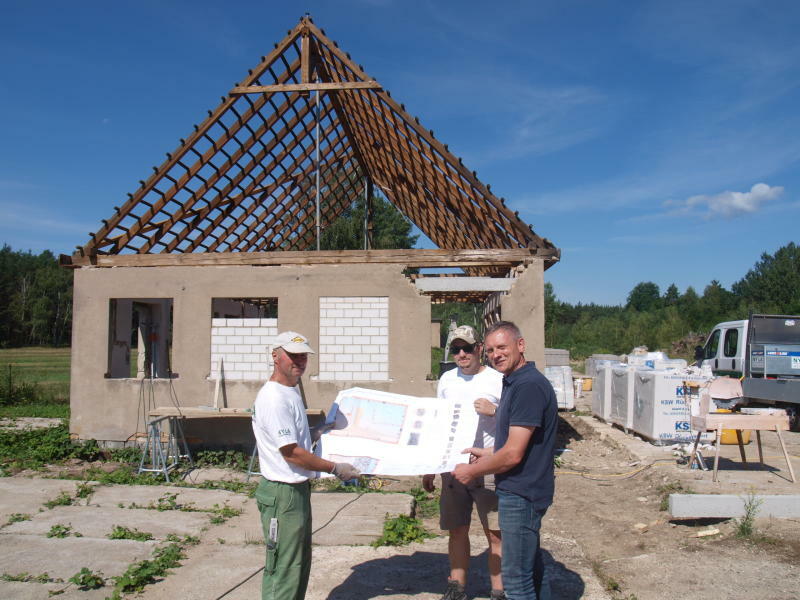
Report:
148,406,324,418
231,81,382,94
70,248,544,268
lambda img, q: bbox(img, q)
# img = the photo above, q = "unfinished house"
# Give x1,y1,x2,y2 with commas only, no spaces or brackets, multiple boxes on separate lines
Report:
62,16,559,446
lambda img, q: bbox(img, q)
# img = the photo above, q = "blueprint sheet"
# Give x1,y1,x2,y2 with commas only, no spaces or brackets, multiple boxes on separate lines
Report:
319,387,479,476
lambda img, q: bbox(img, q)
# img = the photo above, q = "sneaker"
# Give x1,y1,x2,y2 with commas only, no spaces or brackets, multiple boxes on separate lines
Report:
490,590,506,600
441,579,467,600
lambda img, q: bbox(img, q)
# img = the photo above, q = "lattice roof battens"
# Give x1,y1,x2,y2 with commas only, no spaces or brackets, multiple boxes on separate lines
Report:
73,16,558,272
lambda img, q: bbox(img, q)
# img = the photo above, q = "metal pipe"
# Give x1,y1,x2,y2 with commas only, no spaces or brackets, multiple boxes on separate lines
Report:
314,87,321,251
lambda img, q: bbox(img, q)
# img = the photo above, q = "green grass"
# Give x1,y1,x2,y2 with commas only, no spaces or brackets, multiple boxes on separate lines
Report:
0,347,71,418
430,347,444,379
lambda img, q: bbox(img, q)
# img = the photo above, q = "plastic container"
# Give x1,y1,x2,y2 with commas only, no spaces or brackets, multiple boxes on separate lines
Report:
715,409,752,444
582,377,593,391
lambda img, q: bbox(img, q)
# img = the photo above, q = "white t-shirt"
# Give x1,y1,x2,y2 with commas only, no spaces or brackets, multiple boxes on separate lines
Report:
252,380,316,483
437,366,504,449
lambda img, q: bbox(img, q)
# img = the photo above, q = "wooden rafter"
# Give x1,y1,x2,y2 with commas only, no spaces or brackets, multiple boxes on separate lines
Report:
74,15,559,271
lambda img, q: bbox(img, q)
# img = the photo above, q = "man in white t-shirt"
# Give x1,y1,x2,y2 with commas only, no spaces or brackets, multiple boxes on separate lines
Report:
252,331,359,600
423,325,505,600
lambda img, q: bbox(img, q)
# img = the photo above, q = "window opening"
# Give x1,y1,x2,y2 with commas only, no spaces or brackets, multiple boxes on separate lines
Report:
107,299,173,379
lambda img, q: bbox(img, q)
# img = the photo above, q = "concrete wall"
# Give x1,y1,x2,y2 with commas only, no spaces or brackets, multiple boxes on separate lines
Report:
70,263,436,444
500,260,546,369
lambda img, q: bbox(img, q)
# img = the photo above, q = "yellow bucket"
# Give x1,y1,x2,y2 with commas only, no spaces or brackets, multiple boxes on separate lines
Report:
582,377,593,392
715,409,751,445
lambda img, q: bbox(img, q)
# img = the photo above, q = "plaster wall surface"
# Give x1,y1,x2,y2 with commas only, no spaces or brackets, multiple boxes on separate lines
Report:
70,263,435,443
500,260,546,369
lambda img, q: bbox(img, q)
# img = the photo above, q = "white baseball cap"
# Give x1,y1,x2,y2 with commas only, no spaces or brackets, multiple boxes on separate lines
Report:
451,325,478,345
273,331,316,354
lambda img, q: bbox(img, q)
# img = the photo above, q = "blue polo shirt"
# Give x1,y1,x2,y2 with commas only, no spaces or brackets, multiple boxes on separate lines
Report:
494,362,558,510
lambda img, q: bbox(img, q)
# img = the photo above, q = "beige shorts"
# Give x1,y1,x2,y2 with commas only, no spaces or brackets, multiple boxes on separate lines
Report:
439,472,499,531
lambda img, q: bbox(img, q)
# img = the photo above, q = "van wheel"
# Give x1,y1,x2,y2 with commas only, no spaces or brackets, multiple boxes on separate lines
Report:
788,407,800,433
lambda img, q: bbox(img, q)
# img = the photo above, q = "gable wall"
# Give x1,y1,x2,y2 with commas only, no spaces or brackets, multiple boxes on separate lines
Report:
69,263,435,444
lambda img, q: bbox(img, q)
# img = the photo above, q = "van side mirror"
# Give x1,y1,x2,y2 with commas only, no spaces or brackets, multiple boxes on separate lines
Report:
694,345,704,362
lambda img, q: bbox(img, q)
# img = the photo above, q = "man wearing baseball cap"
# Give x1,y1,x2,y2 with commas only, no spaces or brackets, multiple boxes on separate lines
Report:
252,331,359,600
424,325,505,600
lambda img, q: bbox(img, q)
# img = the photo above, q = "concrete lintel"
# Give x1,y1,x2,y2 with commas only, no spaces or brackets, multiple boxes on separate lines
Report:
414,277,513,293
669,494,800,519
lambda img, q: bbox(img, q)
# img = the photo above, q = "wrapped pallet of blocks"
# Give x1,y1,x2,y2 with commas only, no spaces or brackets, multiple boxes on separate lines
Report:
592,364,614,421
632,371,713,444
544,365,575,410
610,366,636,430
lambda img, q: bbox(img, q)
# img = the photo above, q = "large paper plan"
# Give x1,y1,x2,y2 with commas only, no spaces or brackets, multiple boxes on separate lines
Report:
319,387,479,476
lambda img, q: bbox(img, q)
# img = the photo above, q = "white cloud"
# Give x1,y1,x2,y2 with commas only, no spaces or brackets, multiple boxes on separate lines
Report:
677,183,784,218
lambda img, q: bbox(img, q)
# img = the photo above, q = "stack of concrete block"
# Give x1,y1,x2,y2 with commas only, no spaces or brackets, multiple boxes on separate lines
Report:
544,348,570,368
585,354,623,378
210,318,278,381
545,365,575,410
318,297,389,382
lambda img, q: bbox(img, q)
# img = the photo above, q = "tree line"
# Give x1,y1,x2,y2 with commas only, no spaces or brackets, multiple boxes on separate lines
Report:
0,235,797,358
544,242,800,359
0,246,72,347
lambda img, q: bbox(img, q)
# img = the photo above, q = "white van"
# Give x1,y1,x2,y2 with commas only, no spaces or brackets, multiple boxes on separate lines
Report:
696,319,747,376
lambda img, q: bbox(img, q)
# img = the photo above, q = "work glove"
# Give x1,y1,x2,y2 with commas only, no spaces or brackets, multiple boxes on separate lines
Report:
331,462,360,481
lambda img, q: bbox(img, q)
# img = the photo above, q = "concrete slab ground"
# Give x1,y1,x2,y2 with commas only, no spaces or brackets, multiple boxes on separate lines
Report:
0,534,156,582
0,475,611,600
139,528,611,600
5,504,212,539
0,478,83,524
90,483,249,511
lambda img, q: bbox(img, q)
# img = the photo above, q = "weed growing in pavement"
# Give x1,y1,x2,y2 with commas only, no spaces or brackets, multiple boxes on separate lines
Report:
108,542,185,598
735,492,763,538
191,479,257,496
591,559,622,592
43,491,73,509
47,523,82,538
80,465,161,486
371,515,434,547
108,525,154,541
656,481,692,511
68,567,105,590
5,512,31,525
1,572,62,583
0,422,100,472
408,485,439,518
164,533,199,545
194,449,249,471
75,482,94,499
107,446,142,464
208,503,242,525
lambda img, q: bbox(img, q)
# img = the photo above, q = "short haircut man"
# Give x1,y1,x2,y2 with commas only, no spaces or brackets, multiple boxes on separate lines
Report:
252,331,359,600
424,325,505,600
453,321,558,600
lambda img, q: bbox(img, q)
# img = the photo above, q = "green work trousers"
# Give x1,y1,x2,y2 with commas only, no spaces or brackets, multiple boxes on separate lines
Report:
256,478,312,600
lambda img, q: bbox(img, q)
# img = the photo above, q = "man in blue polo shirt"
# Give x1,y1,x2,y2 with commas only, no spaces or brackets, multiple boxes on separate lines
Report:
453,321,557,600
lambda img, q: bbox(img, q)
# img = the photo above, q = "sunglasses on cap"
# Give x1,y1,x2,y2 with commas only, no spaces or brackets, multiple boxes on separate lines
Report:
450,343,476,355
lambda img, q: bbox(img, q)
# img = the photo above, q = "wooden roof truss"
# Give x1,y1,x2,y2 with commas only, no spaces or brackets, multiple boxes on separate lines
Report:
72,16,559,279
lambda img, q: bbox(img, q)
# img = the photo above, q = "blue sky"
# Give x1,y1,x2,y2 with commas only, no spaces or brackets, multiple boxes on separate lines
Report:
2,0,798,305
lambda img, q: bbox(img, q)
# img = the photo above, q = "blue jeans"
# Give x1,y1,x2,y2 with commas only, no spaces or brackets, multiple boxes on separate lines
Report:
497,489,550,600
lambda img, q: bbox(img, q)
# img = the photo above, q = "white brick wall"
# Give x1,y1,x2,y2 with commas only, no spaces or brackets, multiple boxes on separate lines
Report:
210,318,278,381
318,297,389,381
